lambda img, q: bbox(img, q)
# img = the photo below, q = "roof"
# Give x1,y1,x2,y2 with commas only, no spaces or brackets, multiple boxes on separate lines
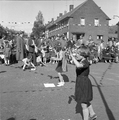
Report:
46,0,87,29
55,1,87,23
116,22,119,26
46,0,111,29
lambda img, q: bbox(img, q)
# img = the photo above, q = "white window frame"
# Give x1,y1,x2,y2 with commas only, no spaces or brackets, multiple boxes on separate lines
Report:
97,35,103,40
80,18,85,26
94,18,99,26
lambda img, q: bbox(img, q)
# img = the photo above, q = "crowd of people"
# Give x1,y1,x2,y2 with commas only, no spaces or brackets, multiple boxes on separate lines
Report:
0,33,119,67
0,32,119,120
0,33,119,88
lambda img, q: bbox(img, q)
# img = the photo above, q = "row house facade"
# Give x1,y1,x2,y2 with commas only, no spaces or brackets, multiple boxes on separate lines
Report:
46,0,111,44
108,25,118,39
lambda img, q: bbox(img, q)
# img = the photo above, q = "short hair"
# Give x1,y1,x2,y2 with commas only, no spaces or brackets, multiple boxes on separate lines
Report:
78,46,90,58
56,46,62,52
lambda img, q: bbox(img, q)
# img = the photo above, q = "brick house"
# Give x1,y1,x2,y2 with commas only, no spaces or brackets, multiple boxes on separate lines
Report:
46,0,111,44
108,25,118,39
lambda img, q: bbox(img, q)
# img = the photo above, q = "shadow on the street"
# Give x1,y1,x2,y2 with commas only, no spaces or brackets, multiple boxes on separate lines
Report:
47,75,59,79
90,74,116,120
7,117,16,120
62,74,69,82
7,117,37,120
30,118,36,120
70,80,75,83
47,74,69,82
0,71,6,73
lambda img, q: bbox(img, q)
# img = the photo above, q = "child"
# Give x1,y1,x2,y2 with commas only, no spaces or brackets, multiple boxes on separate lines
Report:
70,46,97,120
22,56,36,71
51,47,67,86
36,55,47,66
3,42,11,65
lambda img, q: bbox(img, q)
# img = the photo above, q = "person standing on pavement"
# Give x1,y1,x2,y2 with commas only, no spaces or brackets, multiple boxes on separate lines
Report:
28,34,37,70
3,41,11,65
70,46,97,120
16,32,25,62
51,47,67,86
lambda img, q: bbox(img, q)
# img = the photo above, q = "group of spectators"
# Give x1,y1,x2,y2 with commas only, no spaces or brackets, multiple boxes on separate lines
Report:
0,33,119,70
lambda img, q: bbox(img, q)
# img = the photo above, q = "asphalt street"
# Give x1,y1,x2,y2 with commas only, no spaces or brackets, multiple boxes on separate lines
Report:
0,62,119,120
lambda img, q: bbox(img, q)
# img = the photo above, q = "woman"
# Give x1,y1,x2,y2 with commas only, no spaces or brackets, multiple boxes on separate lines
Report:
51,47,67,87
70,46,97,120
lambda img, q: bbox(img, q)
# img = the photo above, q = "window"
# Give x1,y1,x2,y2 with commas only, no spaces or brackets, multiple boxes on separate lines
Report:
80,18,85,26
97,35,103,40
94,18,99,26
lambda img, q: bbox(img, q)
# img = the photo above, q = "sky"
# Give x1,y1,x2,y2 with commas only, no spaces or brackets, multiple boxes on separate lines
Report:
0,0,119,33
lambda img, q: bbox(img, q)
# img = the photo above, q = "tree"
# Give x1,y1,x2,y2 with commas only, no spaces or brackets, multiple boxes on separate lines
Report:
0,25,7,38
32,11,45,39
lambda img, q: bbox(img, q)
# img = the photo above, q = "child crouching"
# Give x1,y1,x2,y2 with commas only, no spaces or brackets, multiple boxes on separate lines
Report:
22,56,36,71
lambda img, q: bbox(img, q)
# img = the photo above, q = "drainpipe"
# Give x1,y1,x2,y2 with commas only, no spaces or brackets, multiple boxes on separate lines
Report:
113,15,119,41
116,22,119,41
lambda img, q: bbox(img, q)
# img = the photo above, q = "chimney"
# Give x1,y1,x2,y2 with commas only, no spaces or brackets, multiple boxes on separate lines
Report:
51,18,54,22
69,5,74,11
64,11,67,14
59,13,63,17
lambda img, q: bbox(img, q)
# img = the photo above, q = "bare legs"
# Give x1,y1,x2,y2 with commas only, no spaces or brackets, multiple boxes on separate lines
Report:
4,57,10,65
57,72,65,86
22,58,36,71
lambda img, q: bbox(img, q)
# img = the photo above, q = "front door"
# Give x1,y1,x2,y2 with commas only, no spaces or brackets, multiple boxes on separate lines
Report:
73,33,85,41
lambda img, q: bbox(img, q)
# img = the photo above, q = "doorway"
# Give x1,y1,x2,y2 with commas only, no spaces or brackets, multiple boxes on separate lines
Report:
73,33,85,41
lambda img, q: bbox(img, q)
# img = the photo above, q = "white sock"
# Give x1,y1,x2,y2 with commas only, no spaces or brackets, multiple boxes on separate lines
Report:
83,108,89,120
58,73,64,83
8,60,10,64
88,105,95,117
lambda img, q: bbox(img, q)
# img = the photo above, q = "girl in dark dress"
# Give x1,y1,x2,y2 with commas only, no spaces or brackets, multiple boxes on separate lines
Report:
51,47,67,86
70,46,97,120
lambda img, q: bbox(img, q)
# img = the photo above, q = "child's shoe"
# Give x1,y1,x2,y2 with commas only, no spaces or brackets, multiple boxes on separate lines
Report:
89,114,97,120
57,82,65,87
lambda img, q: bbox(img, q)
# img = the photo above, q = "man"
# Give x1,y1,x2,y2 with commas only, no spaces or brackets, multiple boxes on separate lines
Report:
28,34,37,70
16,32,25,62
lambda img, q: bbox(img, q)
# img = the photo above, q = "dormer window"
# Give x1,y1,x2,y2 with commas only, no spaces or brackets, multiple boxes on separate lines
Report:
80,18,85,26
94,18,99,26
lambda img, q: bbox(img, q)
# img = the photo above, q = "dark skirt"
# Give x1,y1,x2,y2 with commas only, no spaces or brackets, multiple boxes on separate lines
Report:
50,51,56,57
75,75,93,103
55,60,63,73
